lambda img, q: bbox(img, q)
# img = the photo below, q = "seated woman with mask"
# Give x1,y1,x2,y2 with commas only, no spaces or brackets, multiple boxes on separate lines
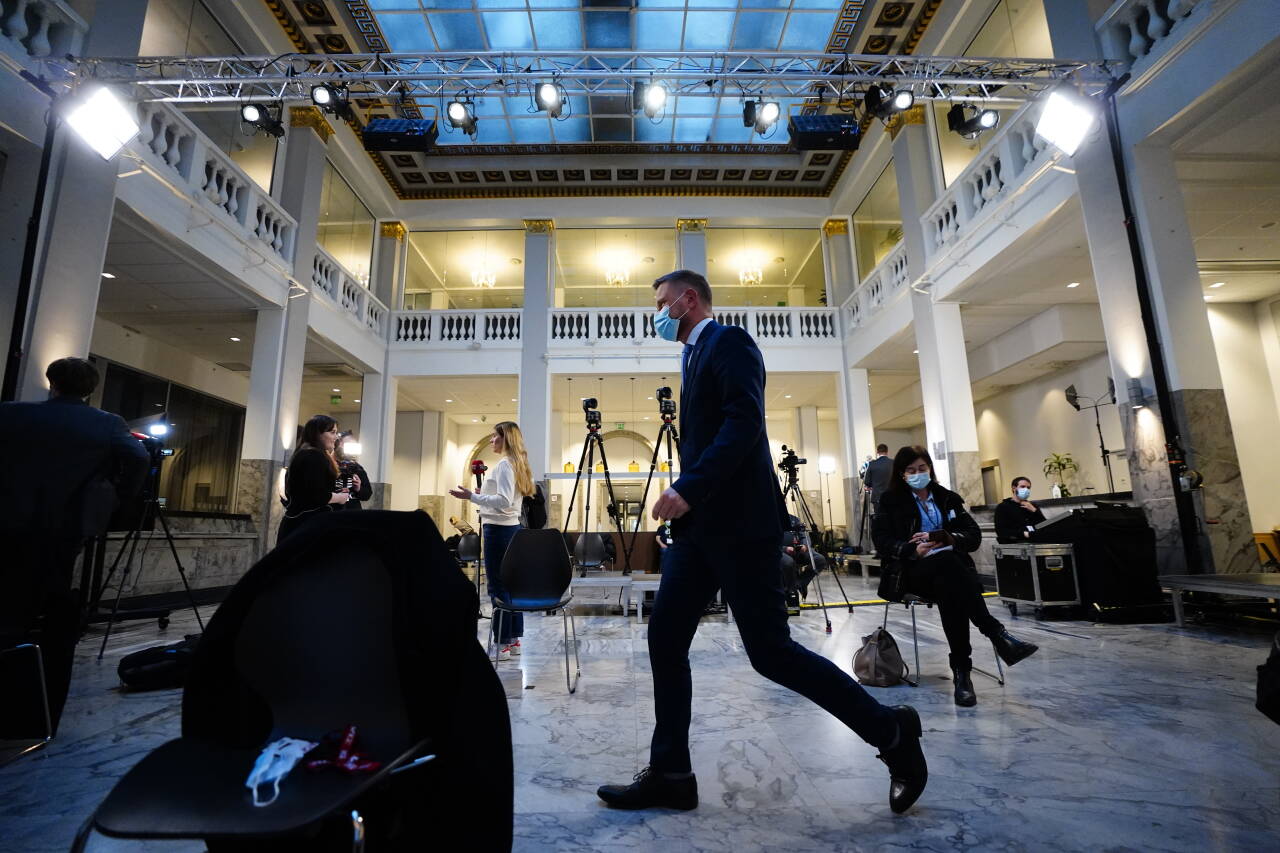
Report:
872,446,1038,707
993,476,1047,543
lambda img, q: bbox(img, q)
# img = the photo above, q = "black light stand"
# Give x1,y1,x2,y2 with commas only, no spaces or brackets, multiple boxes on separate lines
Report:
630,386,679,570
1065,380,1117,495
563,398,631,573
777,446,852,634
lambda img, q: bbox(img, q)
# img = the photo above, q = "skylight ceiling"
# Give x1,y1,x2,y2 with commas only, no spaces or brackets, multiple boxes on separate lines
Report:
369,0,845,146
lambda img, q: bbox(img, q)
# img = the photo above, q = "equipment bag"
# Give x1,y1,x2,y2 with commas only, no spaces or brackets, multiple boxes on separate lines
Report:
522,484,548,529
853,627,910,687
117,634,201,691
1259,631,1280,726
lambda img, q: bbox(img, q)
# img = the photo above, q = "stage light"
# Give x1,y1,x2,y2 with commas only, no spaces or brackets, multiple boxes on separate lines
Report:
1065,384,1081,411
643,82,667,118
148,423,169,437
446,99,477,135
865,84,913,120
743,99,781,134
1035,90,1095,156
818,456,837,474
65,87,140,160
535,81,564,118
947,103,1000,139
240,103,284,138
311,83,355,122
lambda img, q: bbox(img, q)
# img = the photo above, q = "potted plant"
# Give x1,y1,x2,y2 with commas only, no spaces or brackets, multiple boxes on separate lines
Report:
1043,452,1079,497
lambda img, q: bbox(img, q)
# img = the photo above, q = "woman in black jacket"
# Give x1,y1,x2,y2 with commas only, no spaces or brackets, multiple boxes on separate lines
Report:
337,431,374,510
872,446,1038,706
993,476,1047,543
278,415,351,543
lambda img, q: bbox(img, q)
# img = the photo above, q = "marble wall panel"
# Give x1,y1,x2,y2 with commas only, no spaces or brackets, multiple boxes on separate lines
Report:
948,450,983,507
365,482,390,510
418,494,443,529
1118,405,1185,574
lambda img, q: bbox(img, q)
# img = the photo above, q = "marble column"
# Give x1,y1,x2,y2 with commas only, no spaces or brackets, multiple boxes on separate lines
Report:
837,367,876,541
822,218,856,307
519,220,554,487
893,110,982,504
358,372,397,510
676,219,707,274
236,108,332,552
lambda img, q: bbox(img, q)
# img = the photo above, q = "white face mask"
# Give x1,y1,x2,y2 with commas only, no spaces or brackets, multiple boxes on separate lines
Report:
245,737,318,807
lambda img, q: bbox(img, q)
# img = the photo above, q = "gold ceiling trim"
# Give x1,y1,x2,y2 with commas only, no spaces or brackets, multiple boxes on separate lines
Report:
823,219,849,236
523,219,555,233
399,185,832,201
380,221,407,240
264,0,310,52
289,107,334,142
676,219,707,233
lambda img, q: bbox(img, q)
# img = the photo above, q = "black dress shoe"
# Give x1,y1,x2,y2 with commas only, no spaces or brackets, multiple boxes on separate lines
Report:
877,705,927,814
992,630,1039,666
952,668,976,707
597,767,698,810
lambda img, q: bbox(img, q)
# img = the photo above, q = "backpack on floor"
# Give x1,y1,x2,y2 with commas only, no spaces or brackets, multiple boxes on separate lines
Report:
117,634,201,691
853,627,910,687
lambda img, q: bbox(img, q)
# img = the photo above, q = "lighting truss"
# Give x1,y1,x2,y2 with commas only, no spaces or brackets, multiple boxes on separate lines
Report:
68,51,1116,106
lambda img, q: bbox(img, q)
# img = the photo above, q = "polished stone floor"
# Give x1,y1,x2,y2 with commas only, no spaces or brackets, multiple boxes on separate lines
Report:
2,577,1278,852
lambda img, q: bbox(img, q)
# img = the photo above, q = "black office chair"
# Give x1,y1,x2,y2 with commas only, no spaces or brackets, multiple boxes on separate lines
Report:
457,532,483,607
572,532,607,574
71,544,435,852
491,529,579,693
882,593,1005,689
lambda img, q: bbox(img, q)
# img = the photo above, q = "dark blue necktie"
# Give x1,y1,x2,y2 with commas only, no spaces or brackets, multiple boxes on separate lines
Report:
681,344,693,383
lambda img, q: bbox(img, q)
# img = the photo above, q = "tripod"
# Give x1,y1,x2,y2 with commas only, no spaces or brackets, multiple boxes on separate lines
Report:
564,414,631,574
89,483,205,661
779,462,852,634
631,394,679,571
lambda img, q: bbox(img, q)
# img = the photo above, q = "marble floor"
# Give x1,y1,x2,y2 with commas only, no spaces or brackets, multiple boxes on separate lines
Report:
2,578,1278,852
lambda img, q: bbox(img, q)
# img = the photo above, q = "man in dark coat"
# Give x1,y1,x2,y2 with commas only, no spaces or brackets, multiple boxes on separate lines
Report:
0,357,148,734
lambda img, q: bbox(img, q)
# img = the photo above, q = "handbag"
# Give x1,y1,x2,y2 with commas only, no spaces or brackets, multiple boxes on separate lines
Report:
877,558,906,603
853,626,910,687
1258,631,1280,726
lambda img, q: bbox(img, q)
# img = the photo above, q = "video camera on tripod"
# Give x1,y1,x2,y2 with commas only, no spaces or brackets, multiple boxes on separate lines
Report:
655,386,676,420
581,397,602,429
778,445,806,486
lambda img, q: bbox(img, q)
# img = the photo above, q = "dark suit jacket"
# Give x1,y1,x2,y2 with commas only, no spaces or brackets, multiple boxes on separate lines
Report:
672,321,788,542
864,455,893,504
0,396,148,537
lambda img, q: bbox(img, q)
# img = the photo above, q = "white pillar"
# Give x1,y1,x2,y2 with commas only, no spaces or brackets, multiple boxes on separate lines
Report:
676,219,707,272
374,221,405,309
822,218,856,307
358,372,397,508
518,220,554,480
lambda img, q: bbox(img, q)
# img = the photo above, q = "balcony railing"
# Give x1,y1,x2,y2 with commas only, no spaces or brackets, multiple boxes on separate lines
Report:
312,246,389,337
394,309,523,345
1096,0,1206,68
129,102,297,270
843,241,908,330
921,101,1052,261
0,0,86,69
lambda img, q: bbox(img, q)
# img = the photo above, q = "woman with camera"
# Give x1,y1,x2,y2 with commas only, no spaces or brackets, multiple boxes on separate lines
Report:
278,415,351,543
449,421,535,661
872,446,1038,707
336,431,373,510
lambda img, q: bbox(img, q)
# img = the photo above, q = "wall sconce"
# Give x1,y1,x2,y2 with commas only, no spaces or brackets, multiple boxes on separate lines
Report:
1126,377,1146,410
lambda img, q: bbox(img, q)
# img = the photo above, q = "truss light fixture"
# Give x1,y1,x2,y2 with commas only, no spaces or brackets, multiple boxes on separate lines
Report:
947,103,1000,139
743,99,781,134
446,98,477,135
311,83,355,122
240,103,284,138
865,84,913,120
642,81,667,119
535,81,564,118
1035,89,1095,156
65,86,140,160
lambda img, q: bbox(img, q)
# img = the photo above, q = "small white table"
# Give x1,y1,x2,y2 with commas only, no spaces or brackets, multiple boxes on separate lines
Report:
568,572,632,613
628,573,663,622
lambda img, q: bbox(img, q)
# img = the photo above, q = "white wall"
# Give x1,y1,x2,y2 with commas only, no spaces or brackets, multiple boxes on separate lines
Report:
1207,302,1280,531
973,354,1130,501
90,318,250,405
390,411,423,511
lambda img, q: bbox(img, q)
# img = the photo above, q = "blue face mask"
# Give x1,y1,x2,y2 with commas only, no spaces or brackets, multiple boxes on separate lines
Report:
1016,487,1031,500
654,291,692,342
905,472,931,490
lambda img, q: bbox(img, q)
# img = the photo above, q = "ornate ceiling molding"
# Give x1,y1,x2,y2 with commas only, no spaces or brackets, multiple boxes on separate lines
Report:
289,106,334,141
823,219,850,236
380,221,407,240
676,219,708,233
523,219,554,234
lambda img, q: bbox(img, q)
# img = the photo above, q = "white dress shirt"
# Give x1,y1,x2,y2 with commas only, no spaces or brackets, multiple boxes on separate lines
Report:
685,316,713,348
469,457,522,526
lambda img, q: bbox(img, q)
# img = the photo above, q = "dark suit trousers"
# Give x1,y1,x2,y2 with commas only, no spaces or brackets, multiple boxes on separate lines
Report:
647,536,898,772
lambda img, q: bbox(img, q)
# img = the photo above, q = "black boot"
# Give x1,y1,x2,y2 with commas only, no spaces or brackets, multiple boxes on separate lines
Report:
992,629,1038,666
952,667,976,707
597,767,698,810
876,705,927,814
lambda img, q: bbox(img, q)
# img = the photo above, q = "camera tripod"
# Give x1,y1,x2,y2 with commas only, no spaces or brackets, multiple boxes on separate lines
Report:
779,459,852,634
630,388,678,568
88,481,205,660
854,485,873,553
564,404,631,574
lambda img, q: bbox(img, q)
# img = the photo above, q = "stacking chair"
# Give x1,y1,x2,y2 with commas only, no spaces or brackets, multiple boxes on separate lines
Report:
883,593,1005,689
71,543,436,852
457,532,483,606
572,532,607,574
491,529,580,693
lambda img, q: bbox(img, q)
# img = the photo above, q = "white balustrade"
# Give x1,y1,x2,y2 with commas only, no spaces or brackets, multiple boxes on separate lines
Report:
129,102,296,269
921,101,1053,260
1096,0,1205,67
844,241,908,329
0,0,86,66
312,245,386,337
392,310,524,345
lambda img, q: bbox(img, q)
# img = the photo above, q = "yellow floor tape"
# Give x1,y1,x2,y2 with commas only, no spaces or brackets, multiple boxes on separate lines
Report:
799,591,999,610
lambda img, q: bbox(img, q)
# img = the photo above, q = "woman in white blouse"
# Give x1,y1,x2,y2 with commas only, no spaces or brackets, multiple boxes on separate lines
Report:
450,421,536,660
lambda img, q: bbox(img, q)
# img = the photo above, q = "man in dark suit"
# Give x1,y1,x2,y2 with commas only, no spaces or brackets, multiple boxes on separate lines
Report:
0,357,148,734
597,271,927,814
865,444,893,508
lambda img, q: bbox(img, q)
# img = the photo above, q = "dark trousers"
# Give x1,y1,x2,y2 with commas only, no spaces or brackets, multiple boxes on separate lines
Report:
483,523,523,645
905,551,1003,670
648,536,898,772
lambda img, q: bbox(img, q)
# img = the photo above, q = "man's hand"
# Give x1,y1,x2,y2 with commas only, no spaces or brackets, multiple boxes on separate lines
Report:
652,487,690,521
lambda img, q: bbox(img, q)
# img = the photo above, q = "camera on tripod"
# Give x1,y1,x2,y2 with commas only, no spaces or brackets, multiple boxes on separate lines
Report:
778,445,806,473
656,386,676,418
582,397,602,428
